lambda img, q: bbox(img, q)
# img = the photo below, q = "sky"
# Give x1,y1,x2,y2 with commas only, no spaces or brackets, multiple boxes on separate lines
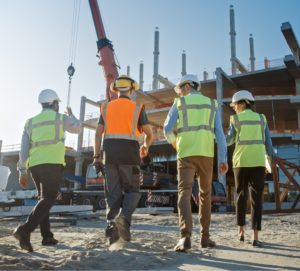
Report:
0,0,300,149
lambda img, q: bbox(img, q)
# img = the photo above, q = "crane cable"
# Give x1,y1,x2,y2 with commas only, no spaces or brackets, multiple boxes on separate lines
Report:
67,0,81,107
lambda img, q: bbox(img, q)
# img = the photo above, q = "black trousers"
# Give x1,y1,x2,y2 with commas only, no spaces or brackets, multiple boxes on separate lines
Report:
233,167,265,231
21,164,63,238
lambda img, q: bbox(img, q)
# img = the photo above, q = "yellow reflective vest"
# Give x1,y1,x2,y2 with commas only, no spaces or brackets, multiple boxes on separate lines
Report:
26,109,65,167
231,109,266,168
175,93,217,158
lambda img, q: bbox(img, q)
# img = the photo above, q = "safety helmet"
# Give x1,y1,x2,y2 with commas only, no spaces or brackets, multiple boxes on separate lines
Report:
38,89,61,104
174,74,201,94
230,90,255,107
110,75,139,92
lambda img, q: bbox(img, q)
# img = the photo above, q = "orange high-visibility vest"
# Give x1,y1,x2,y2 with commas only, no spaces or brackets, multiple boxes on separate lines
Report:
101,98,143,141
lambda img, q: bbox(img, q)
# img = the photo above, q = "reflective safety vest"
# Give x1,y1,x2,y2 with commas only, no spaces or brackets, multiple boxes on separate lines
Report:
231,109,266,168
26,109,65,167
175,93,217,158
101,98,143,141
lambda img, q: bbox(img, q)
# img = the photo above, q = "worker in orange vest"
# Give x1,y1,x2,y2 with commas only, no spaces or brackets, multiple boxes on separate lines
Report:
93,75,153,245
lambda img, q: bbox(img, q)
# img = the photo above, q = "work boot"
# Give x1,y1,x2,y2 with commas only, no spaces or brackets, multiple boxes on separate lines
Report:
174,237,191,252
201,237,216,248
115,215,131,241
42,237,58,246
105,222,119,245
13,225,33,252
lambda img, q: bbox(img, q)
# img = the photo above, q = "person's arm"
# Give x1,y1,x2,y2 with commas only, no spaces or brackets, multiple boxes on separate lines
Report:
265,123,275,158
163,102,178,148
94,123,104,159
140,124,153,158
137,107,153,158
63,107,82,134
226,122,237,146
214,110,228,175
17,123,30,188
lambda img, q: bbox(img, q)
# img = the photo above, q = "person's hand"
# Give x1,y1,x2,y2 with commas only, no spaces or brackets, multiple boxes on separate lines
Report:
219,162,228,175
140,145,149,158
65,107,73,116
93,159,104,175
19,175,29,189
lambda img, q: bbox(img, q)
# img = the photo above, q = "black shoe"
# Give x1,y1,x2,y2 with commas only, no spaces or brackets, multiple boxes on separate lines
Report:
174,237,191,252
239,234,245,242
105,222,119,245
13,226,33,252
115,216,131,241
42,237,58,246
252,240,262,247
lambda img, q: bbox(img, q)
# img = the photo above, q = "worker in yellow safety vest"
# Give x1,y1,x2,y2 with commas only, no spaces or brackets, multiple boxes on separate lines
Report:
14,89,82,252
164,74,228,252
93,75,153,245
226,90,275,247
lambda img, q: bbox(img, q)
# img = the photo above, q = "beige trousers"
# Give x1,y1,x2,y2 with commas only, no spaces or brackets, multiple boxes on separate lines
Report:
177,156,214,239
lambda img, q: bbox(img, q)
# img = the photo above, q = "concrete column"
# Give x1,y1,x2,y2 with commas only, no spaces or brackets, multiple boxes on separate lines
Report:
249,34,255,71
0,140,2,165
74,96,86,189
229,5,237,75
296,78,300,129
139,61,144,91
181,50,187,76
152,27,159,90
215,68,226,189
126,65,130,77
203,69,208,81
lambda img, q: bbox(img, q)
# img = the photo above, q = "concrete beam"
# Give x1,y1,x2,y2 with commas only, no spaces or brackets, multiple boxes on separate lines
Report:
284,55,300,79
281,22,300,63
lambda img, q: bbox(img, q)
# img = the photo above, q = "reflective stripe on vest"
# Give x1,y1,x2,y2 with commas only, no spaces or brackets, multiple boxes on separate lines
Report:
102,100,142,141
27,113,64,148
231,110,266,168
175,93,217,158
177,96,216,133
233,114,265,145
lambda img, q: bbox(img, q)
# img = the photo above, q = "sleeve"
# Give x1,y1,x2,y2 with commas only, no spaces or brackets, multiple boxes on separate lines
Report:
226,116,237,146
163,101,178,145
265,123,275,158
214,109,227,163
17,121,30,175
63,114,82,134
138,106,149,126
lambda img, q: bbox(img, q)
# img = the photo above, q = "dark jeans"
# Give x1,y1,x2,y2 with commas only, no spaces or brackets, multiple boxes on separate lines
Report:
21,164,63,239
233,167,265,230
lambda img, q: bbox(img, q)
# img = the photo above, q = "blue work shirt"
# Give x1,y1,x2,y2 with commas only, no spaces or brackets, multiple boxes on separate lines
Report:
163,90,227,163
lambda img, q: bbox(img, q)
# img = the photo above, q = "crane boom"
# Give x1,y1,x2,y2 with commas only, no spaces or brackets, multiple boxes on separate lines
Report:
88,0,118,101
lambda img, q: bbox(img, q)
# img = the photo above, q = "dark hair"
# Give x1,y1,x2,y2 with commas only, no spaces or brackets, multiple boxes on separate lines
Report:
237,99,254,109
188,82,199,90
41,100,58,109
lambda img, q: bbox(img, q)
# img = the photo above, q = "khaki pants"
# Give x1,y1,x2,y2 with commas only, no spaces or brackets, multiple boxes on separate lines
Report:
177,156,213,238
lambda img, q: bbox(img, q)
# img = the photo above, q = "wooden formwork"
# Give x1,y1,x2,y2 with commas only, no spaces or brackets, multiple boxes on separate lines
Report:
271,157,300,213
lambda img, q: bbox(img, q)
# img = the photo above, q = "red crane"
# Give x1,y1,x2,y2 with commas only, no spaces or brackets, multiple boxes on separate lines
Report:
88,0,118,101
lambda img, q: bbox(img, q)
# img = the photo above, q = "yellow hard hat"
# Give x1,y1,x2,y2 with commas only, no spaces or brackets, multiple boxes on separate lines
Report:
110,75,139,92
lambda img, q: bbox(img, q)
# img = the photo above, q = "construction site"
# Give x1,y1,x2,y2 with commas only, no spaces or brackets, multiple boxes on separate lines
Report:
1,2,300,270
0,2,299,214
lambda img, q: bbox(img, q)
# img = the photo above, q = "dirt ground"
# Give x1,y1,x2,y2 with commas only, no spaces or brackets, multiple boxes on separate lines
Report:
0,212,299,270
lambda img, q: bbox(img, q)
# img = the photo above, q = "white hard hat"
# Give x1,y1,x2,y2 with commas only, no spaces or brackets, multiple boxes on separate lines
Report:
230,90,255,107
174,74,201,93
38,89,61,104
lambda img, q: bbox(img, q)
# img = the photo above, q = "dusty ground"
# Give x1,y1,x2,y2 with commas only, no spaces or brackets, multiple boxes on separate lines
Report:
0,212,299,270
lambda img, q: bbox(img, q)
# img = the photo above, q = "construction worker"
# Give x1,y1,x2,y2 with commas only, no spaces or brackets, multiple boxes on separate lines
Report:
164,74,228,252
93,75,153,245
226,90,275,247
14,89,82,252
